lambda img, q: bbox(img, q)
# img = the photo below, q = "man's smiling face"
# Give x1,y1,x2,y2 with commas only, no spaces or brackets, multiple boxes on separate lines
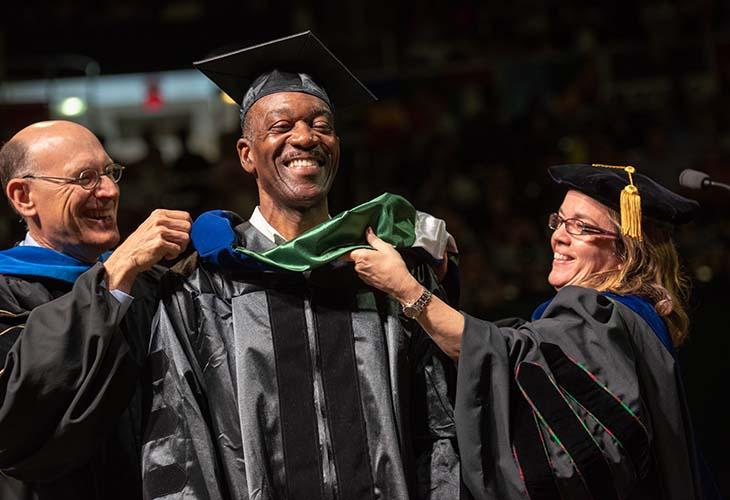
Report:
21,121,120,262
237,91,340,212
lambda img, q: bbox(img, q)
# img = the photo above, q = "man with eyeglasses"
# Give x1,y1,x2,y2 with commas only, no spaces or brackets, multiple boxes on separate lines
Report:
0,120,191,500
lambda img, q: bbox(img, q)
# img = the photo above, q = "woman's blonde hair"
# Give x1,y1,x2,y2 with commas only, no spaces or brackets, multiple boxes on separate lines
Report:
577,207,691,346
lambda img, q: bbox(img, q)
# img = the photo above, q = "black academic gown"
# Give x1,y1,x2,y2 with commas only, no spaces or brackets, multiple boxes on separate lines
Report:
456,285,704,500
0,263,162,500
141,221,459,500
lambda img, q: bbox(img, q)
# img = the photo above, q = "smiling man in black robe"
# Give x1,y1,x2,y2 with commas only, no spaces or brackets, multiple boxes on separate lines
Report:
142,32,459,499
0,120,191,499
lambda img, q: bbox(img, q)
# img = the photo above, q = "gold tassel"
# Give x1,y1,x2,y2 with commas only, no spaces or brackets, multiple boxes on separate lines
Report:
592,164,642,240
621,184,642,239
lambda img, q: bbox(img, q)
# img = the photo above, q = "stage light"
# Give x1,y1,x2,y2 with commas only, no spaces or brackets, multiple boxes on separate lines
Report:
144,79,163,111
696,265,713,282
59,96,86,116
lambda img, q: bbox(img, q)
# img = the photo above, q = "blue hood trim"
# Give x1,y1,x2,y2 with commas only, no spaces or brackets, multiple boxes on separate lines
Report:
191,210,279,272
0,246,108,283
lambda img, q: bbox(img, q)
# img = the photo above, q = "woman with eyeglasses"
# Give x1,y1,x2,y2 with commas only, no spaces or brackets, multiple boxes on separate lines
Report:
346,164,715,500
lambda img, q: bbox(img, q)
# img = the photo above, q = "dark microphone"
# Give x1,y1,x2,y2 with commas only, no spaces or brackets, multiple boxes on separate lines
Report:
679,169,730,192
679,169,710,189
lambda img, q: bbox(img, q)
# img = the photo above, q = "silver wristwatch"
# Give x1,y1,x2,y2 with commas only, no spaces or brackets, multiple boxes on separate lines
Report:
402,288,433,318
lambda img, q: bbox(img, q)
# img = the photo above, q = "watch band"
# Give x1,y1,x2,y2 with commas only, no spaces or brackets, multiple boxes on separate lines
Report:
402,288,433,318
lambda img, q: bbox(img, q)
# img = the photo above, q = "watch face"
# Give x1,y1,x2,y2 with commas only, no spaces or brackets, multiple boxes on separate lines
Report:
402,288,431,318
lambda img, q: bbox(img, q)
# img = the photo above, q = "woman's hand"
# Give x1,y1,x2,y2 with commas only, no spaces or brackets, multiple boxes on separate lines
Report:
346,227,463,360
345,227,423,304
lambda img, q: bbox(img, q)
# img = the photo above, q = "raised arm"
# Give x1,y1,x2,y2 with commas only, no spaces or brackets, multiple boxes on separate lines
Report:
0,209,191,481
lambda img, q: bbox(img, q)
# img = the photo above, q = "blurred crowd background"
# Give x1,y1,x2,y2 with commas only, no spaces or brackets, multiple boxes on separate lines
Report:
1,0,728,492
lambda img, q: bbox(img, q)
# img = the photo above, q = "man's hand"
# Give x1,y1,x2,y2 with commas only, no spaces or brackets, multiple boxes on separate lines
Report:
104,209,192,293
344,227,423,305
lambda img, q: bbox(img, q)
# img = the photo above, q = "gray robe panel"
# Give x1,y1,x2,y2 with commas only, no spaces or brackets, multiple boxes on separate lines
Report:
142,222,459,500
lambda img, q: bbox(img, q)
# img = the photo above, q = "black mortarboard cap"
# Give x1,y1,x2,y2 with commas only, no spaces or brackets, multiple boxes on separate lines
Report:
549,164,699,238
194,31,377,120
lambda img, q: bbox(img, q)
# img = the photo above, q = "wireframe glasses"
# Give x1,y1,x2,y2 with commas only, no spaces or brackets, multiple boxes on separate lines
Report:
548,212,618,237
23,163,125,190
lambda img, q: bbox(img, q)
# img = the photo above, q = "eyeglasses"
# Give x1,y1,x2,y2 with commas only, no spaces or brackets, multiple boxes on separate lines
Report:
548,212,618,237
23,163,125,190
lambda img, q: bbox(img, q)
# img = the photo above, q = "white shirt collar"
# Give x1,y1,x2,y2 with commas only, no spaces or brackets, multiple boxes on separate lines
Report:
248,207,332,245
19,232,41,247
249,207,287,244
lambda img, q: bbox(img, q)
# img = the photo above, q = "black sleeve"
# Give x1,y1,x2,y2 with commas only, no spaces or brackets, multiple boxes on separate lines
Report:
405,259,460,499
0,264,146,481
455,287,702,500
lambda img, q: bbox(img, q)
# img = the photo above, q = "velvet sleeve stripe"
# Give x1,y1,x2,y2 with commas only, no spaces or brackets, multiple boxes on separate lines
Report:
144,464,187,499
147,350,169,385
540,343,651,479
512,389,562,500
144,407,179,442
516,361,619,500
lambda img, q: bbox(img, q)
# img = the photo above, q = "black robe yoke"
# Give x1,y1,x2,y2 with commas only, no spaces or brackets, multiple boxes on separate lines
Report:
142,221,459,500
0,264,162,500
456,286,703,500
